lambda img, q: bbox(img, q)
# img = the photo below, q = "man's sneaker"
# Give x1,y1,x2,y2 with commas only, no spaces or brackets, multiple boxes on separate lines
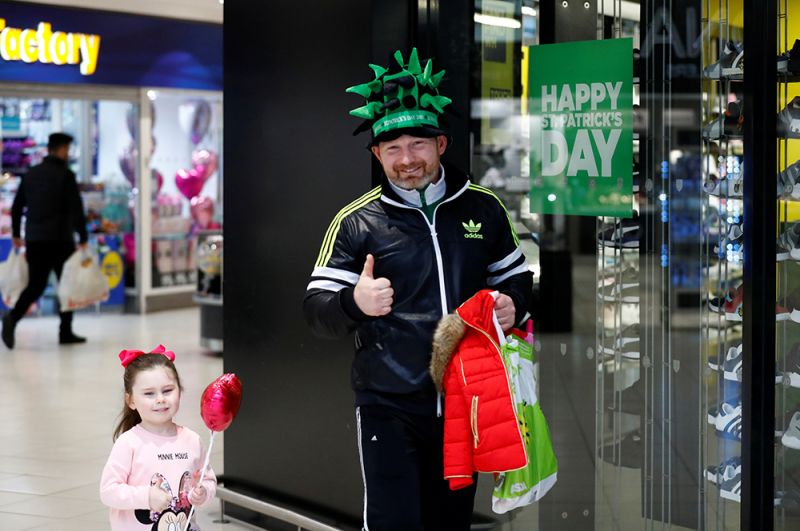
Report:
601,326,640,360
778,489,800,516
706,456,742,485
714,223,744,258
721,344,743,381
719,466,742,502
777,39,800,75
724,285,743,321
714,343,782,383
786,343,800,388
785,289,800,323
59,333,87,345
704,40,744,79
777,223,800,261
598,217,639,249
778,160,800,199
599,268,639,303
782,411,800,450
1,314,16,350
778,96,800,138
703,100,743,140
716,401,743,440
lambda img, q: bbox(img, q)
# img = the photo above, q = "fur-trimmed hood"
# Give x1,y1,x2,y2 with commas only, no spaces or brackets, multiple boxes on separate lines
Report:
430,289,500,391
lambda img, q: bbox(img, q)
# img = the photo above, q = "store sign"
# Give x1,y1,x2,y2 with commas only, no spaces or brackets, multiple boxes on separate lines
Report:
529,38,633,217
0,19,100,75
0,2,221,90
0,19,100,76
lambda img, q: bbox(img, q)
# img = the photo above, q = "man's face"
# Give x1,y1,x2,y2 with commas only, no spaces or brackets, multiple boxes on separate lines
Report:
51,144,70,161
371,134,447,190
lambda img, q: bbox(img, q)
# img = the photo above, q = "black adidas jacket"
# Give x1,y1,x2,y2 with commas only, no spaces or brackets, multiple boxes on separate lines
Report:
303,163,532,410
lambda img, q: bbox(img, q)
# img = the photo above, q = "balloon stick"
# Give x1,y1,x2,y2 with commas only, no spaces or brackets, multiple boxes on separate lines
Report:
182,430,216,531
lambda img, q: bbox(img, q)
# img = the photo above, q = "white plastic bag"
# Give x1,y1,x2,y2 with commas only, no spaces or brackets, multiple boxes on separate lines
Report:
57,250,109,311
0,248,28,307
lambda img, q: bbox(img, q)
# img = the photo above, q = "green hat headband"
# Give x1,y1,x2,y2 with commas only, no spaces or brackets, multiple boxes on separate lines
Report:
346,48,452,137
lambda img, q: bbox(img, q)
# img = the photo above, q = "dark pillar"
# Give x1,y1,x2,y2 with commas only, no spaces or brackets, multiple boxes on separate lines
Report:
223,1,371,528
742,0,776,529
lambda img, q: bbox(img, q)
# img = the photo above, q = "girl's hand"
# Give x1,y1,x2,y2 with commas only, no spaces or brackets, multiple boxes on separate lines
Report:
149,484,172,512
188,485,208,506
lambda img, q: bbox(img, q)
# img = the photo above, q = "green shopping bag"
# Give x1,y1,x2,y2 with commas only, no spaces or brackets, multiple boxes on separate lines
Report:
492,334,558,514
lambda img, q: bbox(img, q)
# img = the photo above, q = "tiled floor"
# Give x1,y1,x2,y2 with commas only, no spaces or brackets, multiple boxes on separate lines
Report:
0,308,261,531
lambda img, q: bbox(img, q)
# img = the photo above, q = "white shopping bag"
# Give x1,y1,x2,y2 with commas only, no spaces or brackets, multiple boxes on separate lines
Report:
0,248,28,307
57,250,109,311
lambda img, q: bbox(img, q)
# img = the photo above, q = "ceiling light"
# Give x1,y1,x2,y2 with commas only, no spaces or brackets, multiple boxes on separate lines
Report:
474,13,522,29
522,6,537,16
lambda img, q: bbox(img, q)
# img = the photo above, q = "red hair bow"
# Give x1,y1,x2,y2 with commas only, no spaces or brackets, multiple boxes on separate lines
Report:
118,344,176,368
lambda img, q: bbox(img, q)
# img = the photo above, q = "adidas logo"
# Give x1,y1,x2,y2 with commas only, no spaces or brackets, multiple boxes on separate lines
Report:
462,219,483,239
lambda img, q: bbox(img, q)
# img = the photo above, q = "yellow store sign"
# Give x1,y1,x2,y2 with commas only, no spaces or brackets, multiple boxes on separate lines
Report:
0,19,100,75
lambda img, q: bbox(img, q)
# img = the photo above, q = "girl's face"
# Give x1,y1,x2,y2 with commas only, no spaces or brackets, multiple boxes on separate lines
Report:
126,367,181,432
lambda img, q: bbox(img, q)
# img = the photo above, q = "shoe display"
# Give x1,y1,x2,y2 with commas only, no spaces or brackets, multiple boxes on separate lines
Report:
705,173,744,198
704,40,744,79
777,96,800,138
714,222,744,260
598,217,640,249
703,100,744,140
724,284,743,321
778,160,800,199
777,223,800,262
706,456,742,485
599,268,639,303
786,343,800,388
782,411,800,450
777,39,800,75
715,401,743,440
719,465,742,502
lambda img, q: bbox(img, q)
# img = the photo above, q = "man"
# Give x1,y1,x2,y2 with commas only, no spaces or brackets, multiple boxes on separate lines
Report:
2,132,88,348
303,49,532,531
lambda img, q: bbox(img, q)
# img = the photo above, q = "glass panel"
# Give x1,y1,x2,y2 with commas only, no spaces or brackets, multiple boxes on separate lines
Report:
468,1,749,530
777,2,800,528
0,95,135,311
147,90,223,290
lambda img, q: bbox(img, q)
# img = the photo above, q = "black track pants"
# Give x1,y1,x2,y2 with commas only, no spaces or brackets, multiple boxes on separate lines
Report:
356,405,477,531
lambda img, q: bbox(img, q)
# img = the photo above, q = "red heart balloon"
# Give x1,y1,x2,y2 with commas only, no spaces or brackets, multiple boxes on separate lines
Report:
200,373,242,432
191,149,218,182
175,167,206,200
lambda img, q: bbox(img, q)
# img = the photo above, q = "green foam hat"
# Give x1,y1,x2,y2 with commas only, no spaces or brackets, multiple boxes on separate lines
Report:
346,48,452,139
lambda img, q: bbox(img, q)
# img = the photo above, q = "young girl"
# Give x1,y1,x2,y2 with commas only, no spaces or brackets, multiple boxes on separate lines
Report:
100,345,217,531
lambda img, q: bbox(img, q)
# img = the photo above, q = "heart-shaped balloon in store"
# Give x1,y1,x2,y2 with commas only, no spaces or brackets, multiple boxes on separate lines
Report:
174,167,206,200
118,142,138,186
200,373,243,432
152,169,164,195
178,100,212,145
190,195,215,228
191,149,218,181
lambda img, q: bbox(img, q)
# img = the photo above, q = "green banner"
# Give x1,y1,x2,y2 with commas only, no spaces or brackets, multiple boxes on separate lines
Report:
529,38,633,217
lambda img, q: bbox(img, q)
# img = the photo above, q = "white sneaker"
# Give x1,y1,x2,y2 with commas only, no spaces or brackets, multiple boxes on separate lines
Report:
715,402,742,440
781,411,800,450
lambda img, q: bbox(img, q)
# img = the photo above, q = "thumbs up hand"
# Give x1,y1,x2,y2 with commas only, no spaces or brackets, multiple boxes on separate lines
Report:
354,254,394,316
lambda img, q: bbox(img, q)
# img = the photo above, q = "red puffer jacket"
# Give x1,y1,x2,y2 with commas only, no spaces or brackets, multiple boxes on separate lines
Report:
429,289,527,490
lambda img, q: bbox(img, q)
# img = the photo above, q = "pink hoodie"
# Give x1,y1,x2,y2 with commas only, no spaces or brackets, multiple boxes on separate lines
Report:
100,424,217,531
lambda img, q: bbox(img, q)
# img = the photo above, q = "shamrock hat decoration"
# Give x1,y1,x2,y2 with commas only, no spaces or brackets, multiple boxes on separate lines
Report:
347,48,452,139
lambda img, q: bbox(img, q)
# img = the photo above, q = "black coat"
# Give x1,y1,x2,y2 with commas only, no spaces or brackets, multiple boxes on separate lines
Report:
11,156,88,244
